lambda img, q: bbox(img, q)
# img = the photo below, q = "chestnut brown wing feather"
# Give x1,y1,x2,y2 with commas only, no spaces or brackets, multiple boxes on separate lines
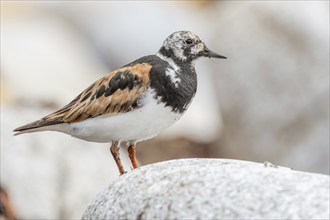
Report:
14,63,152,132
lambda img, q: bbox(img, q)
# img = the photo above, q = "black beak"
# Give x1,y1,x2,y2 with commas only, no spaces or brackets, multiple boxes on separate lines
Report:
201,46,227,59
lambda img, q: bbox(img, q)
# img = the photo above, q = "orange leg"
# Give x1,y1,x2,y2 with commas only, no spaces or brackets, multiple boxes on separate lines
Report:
128,144,139,169
110,141,126,175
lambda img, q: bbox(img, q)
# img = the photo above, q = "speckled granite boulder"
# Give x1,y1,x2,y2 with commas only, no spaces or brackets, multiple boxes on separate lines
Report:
82,159,329,220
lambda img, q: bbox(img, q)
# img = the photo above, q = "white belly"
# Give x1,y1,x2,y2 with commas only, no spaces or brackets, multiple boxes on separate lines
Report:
65,91,183,143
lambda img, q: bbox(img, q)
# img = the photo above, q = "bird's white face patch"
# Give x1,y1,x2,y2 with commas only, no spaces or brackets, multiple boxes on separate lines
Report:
173,47,186,61
190,42,205,55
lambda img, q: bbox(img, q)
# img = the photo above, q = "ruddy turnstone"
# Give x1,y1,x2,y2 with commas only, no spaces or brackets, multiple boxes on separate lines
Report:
13,31,226,175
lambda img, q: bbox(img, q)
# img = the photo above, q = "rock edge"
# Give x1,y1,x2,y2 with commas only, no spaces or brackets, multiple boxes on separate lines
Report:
82,159,330,220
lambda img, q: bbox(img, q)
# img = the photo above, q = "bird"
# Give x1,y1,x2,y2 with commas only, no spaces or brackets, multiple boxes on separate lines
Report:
13,31,226,175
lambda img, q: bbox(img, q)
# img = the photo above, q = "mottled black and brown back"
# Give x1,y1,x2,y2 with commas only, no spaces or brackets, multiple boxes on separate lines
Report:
14,62,151,133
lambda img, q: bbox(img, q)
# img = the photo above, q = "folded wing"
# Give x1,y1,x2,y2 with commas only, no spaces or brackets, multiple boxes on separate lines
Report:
14,63,152,134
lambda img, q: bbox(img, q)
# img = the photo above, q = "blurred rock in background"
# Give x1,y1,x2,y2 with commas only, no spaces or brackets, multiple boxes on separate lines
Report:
0,186,17,220
213,1,329,174
1,1,329,219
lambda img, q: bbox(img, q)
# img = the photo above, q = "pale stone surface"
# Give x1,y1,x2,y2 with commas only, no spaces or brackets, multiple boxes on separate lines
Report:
83,159,330,220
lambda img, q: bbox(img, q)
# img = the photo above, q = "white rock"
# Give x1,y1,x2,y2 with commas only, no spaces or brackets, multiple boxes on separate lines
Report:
83,159,329,220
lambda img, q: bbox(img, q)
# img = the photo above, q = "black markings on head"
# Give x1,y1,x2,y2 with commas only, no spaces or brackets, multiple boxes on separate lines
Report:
184,47,194,61
159,46,173,58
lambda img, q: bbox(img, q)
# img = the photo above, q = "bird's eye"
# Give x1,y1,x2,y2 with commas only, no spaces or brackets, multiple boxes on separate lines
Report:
185,38,193,45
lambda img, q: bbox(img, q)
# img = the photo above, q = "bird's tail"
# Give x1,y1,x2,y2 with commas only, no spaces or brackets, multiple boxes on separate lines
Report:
13,116,64,136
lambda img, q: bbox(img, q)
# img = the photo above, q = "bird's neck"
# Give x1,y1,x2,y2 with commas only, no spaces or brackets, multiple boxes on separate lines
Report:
156,47,194,73
151,51,197,114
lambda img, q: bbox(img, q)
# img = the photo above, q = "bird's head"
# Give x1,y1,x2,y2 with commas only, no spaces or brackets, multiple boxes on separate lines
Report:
158,31,226,64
